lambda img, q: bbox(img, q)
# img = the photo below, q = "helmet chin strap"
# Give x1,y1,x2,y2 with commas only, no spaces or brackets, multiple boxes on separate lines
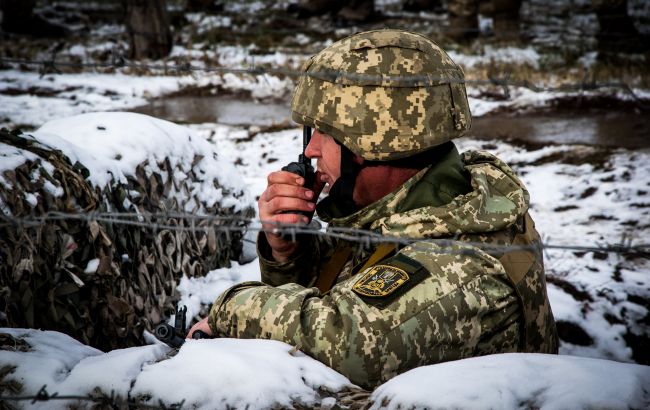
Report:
322,141,360,217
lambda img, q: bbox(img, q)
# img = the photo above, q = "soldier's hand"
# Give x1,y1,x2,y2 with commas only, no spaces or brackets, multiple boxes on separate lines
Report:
258,170,324,262
187,317,212,339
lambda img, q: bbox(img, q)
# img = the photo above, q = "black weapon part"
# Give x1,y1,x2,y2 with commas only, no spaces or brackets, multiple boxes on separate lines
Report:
192,330,210,339
174,305,187,335
154,305,209,348
154,321,185,348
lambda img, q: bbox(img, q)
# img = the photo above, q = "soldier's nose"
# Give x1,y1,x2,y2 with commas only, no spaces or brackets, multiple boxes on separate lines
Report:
305,135,321,158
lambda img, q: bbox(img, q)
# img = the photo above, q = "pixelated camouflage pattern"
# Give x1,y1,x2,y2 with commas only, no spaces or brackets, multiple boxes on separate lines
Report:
497,213,558,354
328,149,557,354
210,150,557,388
211,242,519,389
291,29,472,161
333,150,529,237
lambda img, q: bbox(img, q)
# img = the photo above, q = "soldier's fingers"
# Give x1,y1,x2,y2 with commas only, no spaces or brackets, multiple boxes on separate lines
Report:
267,171,305,187
186,317,212,339
267,197,315,215
262,213,308,227
259,195,313,221
262,183,314,202
260,215,308,238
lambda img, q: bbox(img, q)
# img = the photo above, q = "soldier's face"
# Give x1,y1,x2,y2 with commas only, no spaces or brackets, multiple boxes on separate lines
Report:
305,129,340,193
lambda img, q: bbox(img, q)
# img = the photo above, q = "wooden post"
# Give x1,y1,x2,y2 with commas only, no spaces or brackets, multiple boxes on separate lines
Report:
124,0,173,60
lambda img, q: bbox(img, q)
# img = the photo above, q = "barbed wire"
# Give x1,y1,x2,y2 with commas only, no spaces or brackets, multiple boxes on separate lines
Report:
1,211,647,258
0,55,644,102
0,384,183,409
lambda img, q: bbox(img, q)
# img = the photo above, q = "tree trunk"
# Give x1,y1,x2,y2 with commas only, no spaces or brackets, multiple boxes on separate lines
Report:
124,0,172,60
486,0,523,40
448,0,480,41
592,0,642,54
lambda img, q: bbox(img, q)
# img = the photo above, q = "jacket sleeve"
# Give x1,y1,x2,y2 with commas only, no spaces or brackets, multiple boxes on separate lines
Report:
210,241,520,389
257,232,336,287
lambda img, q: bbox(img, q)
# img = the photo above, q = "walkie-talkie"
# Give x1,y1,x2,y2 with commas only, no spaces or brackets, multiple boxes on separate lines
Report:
281,125,316,218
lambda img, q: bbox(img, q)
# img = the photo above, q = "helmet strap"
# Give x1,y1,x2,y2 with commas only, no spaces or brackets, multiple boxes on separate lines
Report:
317,141,359,218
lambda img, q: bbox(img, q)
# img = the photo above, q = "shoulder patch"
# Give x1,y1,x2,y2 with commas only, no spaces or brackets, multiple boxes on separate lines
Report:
352,264,409,297
351,253,429,308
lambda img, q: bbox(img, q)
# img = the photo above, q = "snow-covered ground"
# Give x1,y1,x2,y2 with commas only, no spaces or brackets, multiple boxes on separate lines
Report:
1,111,648,409
3,327,649,409
1,3,649,408
2,2,648,131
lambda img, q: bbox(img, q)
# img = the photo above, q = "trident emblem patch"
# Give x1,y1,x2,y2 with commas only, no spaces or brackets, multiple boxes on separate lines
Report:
352,265,409,297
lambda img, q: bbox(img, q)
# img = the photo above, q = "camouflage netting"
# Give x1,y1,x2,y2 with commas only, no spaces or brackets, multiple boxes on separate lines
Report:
0,126,255,351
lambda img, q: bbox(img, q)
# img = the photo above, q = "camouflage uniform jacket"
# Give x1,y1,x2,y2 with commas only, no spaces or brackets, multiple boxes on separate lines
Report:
208,148,558,389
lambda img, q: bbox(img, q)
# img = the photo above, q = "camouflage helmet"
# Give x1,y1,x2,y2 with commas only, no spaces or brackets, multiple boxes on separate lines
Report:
291,29,472,161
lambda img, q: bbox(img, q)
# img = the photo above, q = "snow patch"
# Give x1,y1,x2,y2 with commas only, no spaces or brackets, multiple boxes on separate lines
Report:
370,353,650,410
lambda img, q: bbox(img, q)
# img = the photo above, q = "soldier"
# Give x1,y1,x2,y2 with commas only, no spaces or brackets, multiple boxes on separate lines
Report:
189,29,558,389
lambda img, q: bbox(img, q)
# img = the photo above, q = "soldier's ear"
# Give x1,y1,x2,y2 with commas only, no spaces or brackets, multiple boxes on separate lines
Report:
353,154,364,165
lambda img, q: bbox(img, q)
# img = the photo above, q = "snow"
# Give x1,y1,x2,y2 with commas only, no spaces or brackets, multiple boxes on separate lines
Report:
6,114,647,408
188,125,303,199
132,338,352,409
0,330,100,390
5,114,647,408
370,353,650,410
0,112,253,214
1,7,649,409
185,13,233,33
83,258,99,274
1,328,353,409
0,71,183,127
0,328,169,408
2,328,648,409
469,88,560,117
176,261,262,326
453,138,650,363
449,45,542,69
0,145,40,181
578,51,599,68
2,38,636,133
0,52,298,131
36,112,194,186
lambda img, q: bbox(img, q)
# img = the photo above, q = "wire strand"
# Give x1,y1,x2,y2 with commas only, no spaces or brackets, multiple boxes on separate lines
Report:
1,211,647,257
